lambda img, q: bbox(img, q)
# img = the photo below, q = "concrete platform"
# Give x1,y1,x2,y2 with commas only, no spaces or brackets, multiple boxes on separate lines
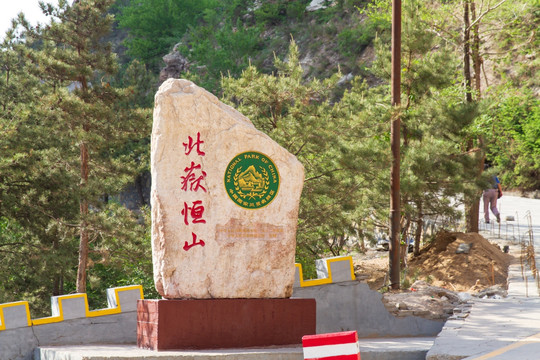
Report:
35,337,435,360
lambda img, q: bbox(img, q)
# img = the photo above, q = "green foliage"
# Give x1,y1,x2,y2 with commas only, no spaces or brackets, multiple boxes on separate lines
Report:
67,206,158,309
0,217,73,318
337,16,387,57
486,92,540,190
335,0,393,62
1,0,538,312
223,41,389,263
116,0,219,66
179,10,262,92
1,20,77,317
370,0,479,230
490,0,539,90
119,59,159,109
0,0,152,314
254,0,309,25
360,0,392,25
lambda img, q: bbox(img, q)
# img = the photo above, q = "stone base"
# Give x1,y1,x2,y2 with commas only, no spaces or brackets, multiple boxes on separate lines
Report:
137,298,316,350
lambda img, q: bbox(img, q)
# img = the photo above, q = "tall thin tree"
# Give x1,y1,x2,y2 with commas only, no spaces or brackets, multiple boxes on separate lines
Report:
21,0,149,293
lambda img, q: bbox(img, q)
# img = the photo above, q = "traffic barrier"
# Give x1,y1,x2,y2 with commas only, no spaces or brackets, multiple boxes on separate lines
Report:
302,330,360,360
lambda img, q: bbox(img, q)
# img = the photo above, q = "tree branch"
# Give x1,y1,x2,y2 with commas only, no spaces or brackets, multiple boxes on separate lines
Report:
0,242,29,248
305,168,345,182
468,0,508,30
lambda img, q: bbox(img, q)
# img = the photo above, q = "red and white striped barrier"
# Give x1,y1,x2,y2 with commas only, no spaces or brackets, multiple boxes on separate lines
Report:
302,330,361,360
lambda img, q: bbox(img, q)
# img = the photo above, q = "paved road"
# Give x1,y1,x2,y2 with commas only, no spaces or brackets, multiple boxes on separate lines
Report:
480,194,540,243
428,194,540,360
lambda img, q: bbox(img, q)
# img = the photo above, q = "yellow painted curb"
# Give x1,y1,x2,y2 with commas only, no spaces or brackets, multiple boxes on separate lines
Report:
296,256,356,287
0,301,32,330
31,285,144,326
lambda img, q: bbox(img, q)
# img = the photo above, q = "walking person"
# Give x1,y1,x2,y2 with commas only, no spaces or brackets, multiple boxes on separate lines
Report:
483,174,503,224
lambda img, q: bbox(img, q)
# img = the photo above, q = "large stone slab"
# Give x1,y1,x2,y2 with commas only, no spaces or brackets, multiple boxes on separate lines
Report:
151,79,304,299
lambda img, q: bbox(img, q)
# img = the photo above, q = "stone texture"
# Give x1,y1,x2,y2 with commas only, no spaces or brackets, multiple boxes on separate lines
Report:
292,281,444,337
315,256,355,283
159,46,189,84
32,314,137,346
151,79,304,299
1,303,30,329
306,0,331,11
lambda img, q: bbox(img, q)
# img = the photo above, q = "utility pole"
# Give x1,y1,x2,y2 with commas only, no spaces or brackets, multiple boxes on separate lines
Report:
389,0,402,290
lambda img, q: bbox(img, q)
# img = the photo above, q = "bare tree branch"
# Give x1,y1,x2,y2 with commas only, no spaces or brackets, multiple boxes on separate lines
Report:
468,0,508,30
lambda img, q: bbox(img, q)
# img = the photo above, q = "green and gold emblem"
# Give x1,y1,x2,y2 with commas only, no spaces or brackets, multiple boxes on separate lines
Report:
224,151,279,209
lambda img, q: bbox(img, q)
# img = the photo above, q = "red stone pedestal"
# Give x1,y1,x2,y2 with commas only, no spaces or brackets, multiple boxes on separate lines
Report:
137,298,316,350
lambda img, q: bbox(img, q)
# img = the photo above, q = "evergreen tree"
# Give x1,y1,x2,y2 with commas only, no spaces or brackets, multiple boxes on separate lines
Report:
116,0,220,68
370,0,480,250
485,91,540,191
425,0,539,228
17,0,150,294
223,41,389,269
0,22,76,315
178,9,262,92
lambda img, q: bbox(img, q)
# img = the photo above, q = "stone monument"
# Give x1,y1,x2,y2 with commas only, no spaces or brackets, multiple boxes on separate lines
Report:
137,79,316,350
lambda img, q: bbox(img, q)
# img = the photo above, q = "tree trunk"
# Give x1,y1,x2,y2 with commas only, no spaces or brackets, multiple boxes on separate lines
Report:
389,0,402,290
400,215,411,268
136,174,146,206
76,141,89,293
414,201,423,256
52,237,63,296
462,0,481,232
463,0,473,103
471,1,482,98
76,75,90,294
355,225,366,253
465,197,480,233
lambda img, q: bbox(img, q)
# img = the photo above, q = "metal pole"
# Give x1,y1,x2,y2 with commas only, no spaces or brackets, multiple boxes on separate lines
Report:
389,0,402,290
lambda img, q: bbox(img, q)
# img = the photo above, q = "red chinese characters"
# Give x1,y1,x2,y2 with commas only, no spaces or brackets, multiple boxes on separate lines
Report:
181,200,206,225
183,132,205,156
180,132,207,251
183,232,205,251
180,162,207,192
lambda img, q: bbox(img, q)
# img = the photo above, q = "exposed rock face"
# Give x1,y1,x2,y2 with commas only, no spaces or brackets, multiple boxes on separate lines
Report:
306,0,333,11
159,49,189,84
151,79,304,299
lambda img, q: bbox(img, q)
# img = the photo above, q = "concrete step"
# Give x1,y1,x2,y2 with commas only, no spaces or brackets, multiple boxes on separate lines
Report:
35,338,435,360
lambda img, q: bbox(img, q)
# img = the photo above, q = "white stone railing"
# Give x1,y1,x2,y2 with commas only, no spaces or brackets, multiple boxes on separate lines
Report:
1,257,357,333
0,285,143,331
0,285,143,360
0,259,357,360
294,255,356,287
0,256,354,333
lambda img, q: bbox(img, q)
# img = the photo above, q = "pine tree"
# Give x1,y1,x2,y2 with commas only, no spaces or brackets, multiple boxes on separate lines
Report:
370,0,480,251
19,0,150,294
425,0,538,230
1,20,79,314
222,41,389,269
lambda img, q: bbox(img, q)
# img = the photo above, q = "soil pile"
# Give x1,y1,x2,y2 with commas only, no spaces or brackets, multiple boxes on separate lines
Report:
408,231,512,292
354,231,514,320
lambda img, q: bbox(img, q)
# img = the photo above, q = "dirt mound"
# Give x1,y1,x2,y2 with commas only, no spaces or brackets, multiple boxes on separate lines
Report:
354,231,513,320
408,231,512,293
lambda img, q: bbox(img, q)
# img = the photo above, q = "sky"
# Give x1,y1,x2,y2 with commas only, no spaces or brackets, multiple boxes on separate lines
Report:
0,0,55,40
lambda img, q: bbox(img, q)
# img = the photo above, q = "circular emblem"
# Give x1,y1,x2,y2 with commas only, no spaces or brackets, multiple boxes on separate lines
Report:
224,151,280,209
